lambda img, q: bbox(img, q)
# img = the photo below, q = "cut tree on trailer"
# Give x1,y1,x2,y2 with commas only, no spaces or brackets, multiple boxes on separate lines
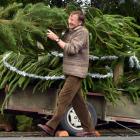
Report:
0,2,140,135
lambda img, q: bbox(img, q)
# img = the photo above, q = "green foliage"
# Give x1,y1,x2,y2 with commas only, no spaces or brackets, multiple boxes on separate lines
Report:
0,0,50,7
0,3,140,104
16,115,33,131
0,52,63,92
0,3,67,55
121,71,140,103
0,0,17,7
65,2,81,14
85,7,140,56
90,0,140,27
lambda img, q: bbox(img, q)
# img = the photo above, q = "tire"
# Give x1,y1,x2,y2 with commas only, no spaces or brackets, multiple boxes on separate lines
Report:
60,102,97,136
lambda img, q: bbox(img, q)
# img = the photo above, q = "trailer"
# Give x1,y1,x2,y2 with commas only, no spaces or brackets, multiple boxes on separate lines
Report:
0,85,140,135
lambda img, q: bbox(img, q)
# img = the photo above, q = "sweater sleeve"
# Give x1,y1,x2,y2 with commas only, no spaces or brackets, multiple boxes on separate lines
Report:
64,29,88,55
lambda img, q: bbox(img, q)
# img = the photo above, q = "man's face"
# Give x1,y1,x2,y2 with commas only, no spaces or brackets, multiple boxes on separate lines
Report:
68,14,82,29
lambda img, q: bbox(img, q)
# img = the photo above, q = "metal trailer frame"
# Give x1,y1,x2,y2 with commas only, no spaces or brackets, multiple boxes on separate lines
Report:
87,92,140,124
1,87,140,125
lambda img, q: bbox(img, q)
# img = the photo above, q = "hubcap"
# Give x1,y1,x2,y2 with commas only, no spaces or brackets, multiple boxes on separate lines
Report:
66,107,82,131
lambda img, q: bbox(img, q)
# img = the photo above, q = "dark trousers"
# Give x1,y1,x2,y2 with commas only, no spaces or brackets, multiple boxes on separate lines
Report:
47,75,94,132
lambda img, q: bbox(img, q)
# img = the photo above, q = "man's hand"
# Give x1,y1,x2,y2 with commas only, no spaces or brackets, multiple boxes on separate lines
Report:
47,29,59,42
47,29,66,49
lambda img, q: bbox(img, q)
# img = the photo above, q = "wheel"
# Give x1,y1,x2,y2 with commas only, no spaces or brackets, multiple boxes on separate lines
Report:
60,102,97,136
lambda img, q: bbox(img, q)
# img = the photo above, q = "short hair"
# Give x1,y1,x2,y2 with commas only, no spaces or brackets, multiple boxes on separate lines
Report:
70,10,85,25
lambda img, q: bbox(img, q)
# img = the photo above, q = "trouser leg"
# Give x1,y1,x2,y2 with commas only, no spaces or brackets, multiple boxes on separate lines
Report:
72,89,94,132
46,75,82,130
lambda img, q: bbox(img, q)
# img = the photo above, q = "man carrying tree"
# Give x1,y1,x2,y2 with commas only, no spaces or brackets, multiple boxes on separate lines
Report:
38,10,100,137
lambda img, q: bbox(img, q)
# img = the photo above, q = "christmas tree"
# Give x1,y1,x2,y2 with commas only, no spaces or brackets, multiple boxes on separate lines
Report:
0,3,140,104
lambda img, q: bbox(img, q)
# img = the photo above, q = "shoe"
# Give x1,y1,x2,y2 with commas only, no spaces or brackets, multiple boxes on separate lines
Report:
37,124,55,136
76,130,101,137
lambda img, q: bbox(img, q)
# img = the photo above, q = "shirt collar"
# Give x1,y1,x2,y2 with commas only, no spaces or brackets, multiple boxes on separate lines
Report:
69,25,82,32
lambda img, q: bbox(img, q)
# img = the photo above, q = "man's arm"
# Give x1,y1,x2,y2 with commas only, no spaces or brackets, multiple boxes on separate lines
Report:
56,39,66,49
47,29,89,54
47,29,66,49
63,30,88,55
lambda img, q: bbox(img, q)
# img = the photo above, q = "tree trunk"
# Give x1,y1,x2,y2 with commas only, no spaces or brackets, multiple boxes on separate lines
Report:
113,60,124,86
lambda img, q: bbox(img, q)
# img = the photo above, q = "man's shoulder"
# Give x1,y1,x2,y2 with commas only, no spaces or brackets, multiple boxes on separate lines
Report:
79,26,89,34
80,26,89,34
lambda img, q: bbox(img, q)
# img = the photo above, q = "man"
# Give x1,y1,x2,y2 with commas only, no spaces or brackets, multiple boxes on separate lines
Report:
38,10,100,137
